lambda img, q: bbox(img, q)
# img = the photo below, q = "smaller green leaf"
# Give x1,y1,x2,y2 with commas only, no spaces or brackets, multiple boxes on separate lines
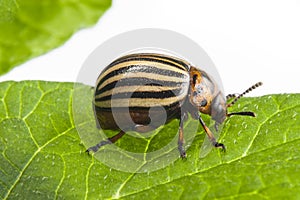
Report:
0,0,111,75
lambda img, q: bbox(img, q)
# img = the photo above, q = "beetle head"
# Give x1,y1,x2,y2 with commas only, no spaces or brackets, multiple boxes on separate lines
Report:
189,67,262,125
189,67,227,124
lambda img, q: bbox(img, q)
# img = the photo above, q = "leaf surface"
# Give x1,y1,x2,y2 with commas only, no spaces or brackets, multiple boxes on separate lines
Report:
0,81,299,199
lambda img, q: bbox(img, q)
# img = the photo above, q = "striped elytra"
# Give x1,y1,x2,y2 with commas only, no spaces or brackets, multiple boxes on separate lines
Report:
94,53,190,110
87,53,263,158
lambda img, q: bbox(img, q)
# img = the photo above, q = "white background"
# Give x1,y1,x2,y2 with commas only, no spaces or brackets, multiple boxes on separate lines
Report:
0,0,299,96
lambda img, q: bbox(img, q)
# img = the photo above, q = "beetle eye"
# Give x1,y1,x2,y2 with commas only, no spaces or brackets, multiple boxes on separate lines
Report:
200,99,207,107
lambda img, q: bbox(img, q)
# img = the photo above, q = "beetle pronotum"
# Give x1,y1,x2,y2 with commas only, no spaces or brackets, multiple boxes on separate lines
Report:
87,53,262,158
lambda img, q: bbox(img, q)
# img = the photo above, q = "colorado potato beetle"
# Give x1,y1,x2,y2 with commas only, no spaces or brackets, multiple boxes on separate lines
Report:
87,53,262,158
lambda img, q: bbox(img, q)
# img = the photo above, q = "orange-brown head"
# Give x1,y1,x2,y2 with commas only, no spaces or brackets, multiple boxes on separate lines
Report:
189,67,227,124
188,66,262,125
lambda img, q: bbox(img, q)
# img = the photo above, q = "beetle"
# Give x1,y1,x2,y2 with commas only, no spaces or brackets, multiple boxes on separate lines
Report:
86,53,262,158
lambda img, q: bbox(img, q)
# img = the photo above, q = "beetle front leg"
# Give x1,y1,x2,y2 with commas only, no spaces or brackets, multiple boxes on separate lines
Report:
198,116,226,151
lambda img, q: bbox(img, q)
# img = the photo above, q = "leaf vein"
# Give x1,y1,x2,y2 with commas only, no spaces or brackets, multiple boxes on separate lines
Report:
116,137,300,199
3,126,75,199
85,156,95,200
22,92,43,120
54,154,66,200
2,83,14,118
242,102,300,157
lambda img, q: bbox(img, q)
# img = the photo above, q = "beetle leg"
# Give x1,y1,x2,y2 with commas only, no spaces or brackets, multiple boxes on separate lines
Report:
178,121,186,158
198,116,226,151
178,113,187,158
86,130,125,153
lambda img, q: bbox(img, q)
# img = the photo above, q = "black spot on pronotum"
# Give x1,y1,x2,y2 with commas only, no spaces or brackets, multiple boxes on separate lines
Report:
193,74,197,85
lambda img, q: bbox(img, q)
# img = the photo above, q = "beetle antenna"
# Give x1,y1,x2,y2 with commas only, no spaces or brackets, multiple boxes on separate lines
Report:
227,82,263,108
226,93,238,100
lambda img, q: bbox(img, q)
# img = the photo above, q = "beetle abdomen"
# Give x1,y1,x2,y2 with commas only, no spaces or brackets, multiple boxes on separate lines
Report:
94,53,191,131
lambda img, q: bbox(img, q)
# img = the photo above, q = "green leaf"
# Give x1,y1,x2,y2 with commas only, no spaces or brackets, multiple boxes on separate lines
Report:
0,0,111,75
0,81,299,199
